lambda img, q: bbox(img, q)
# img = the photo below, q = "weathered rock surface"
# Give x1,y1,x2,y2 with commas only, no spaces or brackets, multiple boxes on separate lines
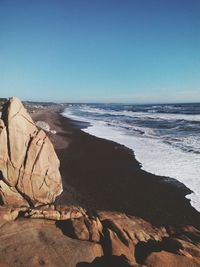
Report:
145,251,200,267
0,218,103,267
1,205,200,266
0,97,63,206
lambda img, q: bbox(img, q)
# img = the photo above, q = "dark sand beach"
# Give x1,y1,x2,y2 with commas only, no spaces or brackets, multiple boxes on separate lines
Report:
32,109,200,229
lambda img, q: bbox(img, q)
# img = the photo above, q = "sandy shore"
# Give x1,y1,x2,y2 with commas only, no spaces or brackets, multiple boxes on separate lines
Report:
32,109,200,229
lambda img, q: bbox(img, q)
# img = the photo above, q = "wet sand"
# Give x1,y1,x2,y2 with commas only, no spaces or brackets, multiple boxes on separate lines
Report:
32,109,200,229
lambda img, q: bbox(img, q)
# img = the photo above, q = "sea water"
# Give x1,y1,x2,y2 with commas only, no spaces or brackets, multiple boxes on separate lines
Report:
62,103,200,211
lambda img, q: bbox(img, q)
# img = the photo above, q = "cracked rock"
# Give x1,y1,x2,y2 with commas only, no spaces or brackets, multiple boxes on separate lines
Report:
0,97,63,206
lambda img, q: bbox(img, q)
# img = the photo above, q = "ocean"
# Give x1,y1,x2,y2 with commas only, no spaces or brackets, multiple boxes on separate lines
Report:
62,103,200,211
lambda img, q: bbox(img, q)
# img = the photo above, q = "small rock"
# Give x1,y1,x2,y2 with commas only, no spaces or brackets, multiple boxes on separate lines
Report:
36,121,50,132
50,130,56,134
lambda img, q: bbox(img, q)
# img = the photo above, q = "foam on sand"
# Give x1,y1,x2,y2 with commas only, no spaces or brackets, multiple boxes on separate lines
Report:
63,109,200,212
84,123,200,211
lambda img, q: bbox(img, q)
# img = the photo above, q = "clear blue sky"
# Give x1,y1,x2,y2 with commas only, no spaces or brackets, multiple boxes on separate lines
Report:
0,0,199,103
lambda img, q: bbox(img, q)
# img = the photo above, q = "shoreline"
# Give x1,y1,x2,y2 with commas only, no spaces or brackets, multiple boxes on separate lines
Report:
32,109,200,228
63,106,200,212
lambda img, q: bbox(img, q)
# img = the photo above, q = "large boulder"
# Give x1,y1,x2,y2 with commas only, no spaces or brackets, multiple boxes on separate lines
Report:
0,97,63,206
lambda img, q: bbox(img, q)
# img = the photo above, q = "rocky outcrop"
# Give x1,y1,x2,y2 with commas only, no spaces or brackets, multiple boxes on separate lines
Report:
1,205,200,266
0,97,63,206
0,216,103,267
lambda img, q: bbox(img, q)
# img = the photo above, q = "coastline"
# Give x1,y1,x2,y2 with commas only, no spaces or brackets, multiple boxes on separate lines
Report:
32,109,200,228
63,104,200,212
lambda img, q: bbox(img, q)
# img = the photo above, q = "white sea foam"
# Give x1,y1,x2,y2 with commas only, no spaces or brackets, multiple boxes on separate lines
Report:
62,108,200,212
79,106,200,122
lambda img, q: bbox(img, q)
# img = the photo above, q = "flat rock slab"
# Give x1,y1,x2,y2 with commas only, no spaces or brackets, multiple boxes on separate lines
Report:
0,219,103,267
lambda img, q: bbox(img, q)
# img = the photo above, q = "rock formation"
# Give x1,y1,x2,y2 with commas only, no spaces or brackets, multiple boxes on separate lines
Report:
1,205,200,266
0,97,63,206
